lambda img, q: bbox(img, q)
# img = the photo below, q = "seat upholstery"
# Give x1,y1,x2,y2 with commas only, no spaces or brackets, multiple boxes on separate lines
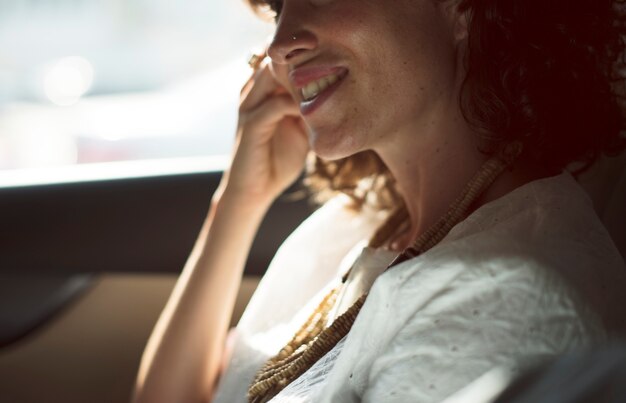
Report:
578,153,626,261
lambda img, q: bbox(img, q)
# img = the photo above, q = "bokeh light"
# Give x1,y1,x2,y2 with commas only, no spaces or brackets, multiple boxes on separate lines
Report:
43,56,94,106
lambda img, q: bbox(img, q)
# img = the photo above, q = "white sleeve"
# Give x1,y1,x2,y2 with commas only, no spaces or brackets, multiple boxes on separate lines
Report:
237,196,381,335
215,197,385,403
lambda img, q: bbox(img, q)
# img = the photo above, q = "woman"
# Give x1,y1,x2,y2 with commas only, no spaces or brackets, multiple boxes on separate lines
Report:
133,1,626,402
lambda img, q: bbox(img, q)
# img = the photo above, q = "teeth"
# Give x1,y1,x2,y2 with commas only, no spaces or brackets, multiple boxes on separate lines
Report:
301,73,340,101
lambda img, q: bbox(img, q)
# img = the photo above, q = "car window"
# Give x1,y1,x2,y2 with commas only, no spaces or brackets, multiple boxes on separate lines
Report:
0,0,272,172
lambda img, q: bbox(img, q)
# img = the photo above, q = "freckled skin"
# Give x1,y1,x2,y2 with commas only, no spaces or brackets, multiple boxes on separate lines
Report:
268,0,531,242
269,0,461,161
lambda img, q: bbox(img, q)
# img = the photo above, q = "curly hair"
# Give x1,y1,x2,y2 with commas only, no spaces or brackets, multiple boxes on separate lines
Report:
458,0,626,170
248,0,626,210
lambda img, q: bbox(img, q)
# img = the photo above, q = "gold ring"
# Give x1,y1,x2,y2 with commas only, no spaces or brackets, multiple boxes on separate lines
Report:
248,53,265,70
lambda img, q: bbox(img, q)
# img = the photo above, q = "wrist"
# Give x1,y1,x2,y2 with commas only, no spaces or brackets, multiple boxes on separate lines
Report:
211,185,273,221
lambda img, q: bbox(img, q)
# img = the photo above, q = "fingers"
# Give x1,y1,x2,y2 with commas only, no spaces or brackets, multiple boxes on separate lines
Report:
241,49,268,96
240,68,260,98
240,63,285,112
243,94,301,138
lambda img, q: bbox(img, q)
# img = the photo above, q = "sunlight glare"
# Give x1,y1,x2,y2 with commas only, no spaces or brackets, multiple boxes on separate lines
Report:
43,56,95,106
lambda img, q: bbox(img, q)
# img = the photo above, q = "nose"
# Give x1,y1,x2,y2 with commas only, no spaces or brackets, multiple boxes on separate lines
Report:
267,7,318,65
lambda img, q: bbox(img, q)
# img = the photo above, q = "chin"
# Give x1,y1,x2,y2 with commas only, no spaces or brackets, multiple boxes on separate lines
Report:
306,125,364,161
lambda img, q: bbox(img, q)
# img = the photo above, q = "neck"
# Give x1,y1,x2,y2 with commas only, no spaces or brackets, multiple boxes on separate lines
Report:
375,114,548,251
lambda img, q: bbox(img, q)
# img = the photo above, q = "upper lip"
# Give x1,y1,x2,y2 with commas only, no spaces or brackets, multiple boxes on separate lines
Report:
288,65,349,89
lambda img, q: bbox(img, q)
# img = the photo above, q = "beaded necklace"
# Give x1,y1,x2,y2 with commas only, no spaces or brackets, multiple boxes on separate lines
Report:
247,143,522,403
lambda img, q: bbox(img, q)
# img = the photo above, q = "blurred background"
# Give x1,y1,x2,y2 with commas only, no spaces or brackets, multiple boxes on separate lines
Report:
0,0,273,173
0,6,298,402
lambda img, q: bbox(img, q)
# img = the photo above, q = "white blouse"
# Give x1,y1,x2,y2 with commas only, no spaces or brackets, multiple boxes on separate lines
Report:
212,172,626,403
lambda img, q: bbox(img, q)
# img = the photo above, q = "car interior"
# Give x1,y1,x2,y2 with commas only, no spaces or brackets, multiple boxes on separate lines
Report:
0,151,624,403
0,163,314,403
1,1,626,403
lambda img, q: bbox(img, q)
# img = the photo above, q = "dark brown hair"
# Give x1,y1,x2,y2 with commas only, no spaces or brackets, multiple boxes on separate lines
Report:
458,0,626,172
247,0,626,210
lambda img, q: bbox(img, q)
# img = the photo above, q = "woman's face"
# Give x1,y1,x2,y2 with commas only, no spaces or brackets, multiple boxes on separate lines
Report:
268,0,466,160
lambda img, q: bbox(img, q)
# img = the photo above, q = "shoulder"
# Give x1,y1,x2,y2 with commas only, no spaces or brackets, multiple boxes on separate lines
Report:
369,172,625,337
319,240,605,403
370,172,623,317
266,195,386,281
275,195,392,254
318,173,622,402
238,196,386,333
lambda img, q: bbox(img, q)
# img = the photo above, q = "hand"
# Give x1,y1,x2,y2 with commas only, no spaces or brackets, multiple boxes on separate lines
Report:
219,61,309,207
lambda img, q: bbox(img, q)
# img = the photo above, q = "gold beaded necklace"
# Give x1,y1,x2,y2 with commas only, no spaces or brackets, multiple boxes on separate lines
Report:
247,143,522,403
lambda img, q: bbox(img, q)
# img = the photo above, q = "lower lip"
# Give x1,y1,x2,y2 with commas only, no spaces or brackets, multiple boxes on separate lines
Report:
299,75,346,116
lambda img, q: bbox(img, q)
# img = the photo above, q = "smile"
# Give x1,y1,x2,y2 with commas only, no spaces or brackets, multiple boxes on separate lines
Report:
290,67,349,116
301,73,340,101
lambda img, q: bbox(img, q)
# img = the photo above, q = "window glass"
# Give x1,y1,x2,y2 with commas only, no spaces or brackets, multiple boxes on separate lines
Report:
0,0,273,171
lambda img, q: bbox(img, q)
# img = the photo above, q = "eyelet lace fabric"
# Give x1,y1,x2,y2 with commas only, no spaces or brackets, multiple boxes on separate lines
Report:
213,173,626,403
